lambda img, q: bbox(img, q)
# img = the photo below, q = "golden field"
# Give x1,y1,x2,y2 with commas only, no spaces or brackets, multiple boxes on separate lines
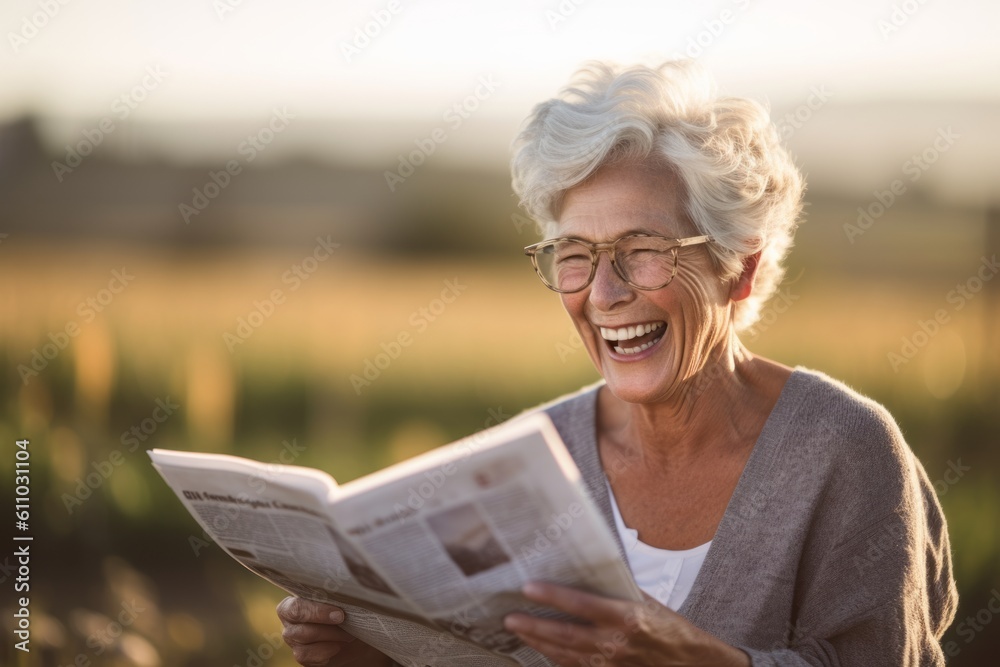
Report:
1,239,998,666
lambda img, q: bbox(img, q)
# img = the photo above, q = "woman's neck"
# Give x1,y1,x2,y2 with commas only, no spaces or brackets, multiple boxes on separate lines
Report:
600,339,790,473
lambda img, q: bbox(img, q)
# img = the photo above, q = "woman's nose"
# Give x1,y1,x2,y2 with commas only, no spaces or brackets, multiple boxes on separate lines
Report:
588,252,634,310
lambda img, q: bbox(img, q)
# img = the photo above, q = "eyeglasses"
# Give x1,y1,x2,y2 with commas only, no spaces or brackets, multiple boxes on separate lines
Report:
524,234,714,293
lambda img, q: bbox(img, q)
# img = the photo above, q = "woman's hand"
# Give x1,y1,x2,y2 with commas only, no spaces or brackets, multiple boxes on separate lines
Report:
277,597,394,666
503,582,750,666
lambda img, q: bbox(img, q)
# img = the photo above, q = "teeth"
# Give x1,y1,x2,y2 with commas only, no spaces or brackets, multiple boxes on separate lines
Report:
600,321,663,342
613,335,663,355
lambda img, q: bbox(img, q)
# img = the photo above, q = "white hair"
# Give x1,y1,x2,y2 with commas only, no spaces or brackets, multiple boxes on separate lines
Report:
510,60,805,332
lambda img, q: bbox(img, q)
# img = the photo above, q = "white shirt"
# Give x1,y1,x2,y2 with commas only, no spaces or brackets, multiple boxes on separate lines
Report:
606,480,711,611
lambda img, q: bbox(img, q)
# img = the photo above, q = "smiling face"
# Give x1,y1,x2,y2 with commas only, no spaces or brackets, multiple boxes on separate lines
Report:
555,161,734,404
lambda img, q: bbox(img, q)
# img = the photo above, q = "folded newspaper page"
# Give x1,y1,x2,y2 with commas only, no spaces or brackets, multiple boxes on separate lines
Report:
150,412,642,667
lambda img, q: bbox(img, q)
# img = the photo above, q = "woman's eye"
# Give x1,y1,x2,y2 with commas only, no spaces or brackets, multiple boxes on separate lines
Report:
622,248,658,260
554,246,591,263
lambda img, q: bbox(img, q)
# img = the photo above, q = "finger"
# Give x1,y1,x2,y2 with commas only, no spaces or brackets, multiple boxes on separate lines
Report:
510,617,639,667
520,582,629,625
277,597,346,625
282,621,357,646
288,639,344,666
504,613,596,652
513,630,584,667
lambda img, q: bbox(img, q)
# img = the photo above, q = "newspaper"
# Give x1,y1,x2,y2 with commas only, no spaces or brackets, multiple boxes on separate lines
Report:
150,413,642,667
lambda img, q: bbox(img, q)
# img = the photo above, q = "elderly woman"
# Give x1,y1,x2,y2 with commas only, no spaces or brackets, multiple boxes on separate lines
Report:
277,61,958,666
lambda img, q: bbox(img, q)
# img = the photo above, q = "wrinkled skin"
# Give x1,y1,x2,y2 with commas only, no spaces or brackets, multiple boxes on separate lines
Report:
277,597,393,667
504,162,766,665
504,582,750,666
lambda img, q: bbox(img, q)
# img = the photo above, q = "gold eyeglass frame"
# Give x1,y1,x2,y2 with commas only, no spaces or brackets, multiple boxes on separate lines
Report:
523,234,714,293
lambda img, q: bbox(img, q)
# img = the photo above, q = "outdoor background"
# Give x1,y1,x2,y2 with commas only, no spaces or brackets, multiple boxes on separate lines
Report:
1,0,999,665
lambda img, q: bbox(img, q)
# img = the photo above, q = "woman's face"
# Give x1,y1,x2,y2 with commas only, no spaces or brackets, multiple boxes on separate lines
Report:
555,162,732,404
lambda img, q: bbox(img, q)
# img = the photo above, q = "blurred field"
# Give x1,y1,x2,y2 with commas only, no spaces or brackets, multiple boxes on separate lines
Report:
1,237,998,666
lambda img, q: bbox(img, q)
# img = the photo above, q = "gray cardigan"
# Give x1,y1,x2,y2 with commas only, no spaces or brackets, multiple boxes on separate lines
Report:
537,367,958,666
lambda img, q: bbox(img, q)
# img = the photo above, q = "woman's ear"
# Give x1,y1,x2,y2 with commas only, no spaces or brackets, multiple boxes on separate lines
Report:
730,251,761,302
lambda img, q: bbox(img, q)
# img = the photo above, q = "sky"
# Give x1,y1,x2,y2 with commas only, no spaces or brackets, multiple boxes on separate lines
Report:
2,0,999,182
3,0,999,118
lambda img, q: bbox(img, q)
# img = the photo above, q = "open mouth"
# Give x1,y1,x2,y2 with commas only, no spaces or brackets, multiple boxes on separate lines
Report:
599,321,666,355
